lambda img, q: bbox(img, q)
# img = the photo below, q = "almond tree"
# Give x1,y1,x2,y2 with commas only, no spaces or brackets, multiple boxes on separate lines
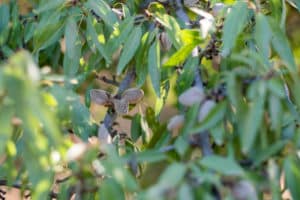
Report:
0,0,300,199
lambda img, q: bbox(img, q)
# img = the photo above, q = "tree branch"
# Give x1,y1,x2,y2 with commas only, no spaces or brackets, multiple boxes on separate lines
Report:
174,0,213,156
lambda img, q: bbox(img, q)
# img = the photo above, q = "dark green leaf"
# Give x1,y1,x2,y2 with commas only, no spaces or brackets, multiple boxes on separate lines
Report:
85,0,118,27
0,3,9,33
241,82,266,154
221,1,249,56
253,140,287,167
254,13,271,59
158,163,186,187
99,179,125,200
148,39,161,97
65,17,78,59
131,114,143,142
270,20,296,71
135,150,166,163
284,156,300,199
200,155,244,176
192,101,227,134
86,15,110,63
117,26,142,74
33,18,64,51
105,17,134,59
35,0,64,14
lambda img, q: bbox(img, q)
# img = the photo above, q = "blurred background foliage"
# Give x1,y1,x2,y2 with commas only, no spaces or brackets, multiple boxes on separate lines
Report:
0,0,300,199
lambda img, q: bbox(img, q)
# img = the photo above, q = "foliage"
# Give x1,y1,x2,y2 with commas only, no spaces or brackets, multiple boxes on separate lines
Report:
0,0,300,199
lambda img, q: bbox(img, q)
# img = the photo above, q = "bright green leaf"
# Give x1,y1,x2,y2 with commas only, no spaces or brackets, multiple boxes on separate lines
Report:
163,44,195,67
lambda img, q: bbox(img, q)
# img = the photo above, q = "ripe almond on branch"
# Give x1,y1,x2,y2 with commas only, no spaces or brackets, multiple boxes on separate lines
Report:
178,86,205,106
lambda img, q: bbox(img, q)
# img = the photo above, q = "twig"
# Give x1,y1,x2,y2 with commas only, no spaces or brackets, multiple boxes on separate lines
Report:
95,74,120,86
174,0,213,156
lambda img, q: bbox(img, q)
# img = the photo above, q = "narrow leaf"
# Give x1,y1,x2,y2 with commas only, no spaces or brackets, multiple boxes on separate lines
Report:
117,26,142,74
221,1,249,56
86,15,110,63
241,83,266,154
284,156,300,199
270,20,296,71
85,0,118,27
148,39,161,97
254,13,272,59
200,155,244,176
65,17,78,59
163,44,195,67
0,4,9,33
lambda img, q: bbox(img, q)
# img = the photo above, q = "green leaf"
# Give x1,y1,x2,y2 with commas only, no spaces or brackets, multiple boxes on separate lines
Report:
135,150,166,163
241,82,266,154
105,17,134,59
0,3,9,33
284,156,300,199
180,29,203,45
33,18,64,51
253,140,287,167
221,1,249,56
192,101,227,134
176,57,198,94
117,26,142,74
178,183,193,200
268,95,283,132
99,179,125,200
65,17,78,59
149,4,182,48
85,0,118,27
199,155,244,176
270,20,296,71
35,0,64,14
163,44,195,67
131,114,143,142
148,39,161,97
155,80,169,115
267,78,286,98
64,17,81,77
86,15,110,63
210,123,225,146
254,13,272,59
158,163,187,187
135,31,151,86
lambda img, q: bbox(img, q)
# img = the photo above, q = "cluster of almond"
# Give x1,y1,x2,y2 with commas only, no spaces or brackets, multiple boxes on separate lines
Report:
90,88,144,115
65,88,144,162
167,86,216,132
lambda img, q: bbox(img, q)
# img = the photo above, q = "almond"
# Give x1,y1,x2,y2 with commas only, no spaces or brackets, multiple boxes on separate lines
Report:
167,114,185,131
66,143,87,162
122,88,144,104
159,32,172,51
178,86,205,106
90,89,111,106
113,98,129,115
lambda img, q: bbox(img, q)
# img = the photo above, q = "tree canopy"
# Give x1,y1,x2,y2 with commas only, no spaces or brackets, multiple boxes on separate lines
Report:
0,0,300,199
